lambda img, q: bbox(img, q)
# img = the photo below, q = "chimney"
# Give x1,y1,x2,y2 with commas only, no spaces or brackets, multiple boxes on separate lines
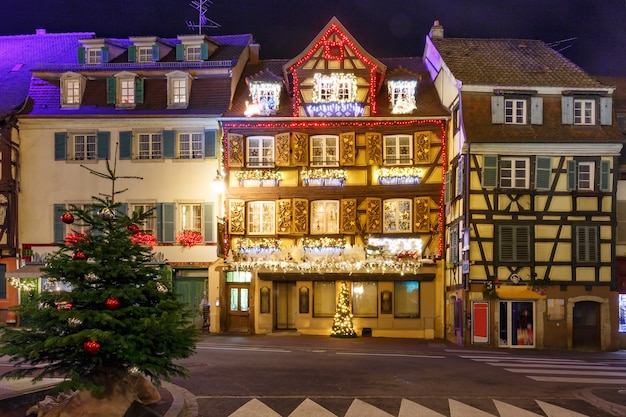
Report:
35,29,47,35
249,43,260,64
429,20,444,39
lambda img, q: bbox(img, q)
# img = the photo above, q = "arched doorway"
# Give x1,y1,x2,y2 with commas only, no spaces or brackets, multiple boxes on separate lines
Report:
572,300,600,350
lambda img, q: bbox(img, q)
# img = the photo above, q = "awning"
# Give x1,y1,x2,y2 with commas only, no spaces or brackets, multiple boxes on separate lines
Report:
6,264,45,279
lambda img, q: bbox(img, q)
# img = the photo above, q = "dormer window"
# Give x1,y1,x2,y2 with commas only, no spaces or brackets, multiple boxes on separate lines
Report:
87,48,102,64
574,99,595,125
245,82,282,116
107,72,143,108
166,71,192,109
388,80,417,114
312,73,357,103
137,47,153,63
61,72,85,108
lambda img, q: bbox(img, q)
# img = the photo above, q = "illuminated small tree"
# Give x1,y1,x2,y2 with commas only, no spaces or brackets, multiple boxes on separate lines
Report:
330,282,357,338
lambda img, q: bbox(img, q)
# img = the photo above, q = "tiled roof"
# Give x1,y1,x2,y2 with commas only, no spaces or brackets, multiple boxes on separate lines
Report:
431,38,607,88
0,31,94,116
596,76,626,112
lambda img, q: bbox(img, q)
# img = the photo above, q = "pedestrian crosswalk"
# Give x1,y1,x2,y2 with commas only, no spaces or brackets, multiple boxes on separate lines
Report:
225,398,591,417
454,351,626,384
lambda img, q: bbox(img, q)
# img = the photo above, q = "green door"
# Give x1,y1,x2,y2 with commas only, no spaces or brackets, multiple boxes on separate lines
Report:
174,275,207,328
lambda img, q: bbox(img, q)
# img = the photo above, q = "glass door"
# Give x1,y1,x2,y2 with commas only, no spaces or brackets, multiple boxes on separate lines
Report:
499,300,535,347
227,283,250,333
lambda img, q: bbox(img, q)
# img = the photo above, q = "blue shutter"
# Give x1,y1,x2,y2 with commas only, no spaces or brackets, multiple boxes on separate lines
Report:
482,155,498,189
600,97,613,126
54,132,67,161
562,96,574,124
97,131,110,160
151,45,160,61
53,204,66,243
530,97,543,125
107,77,116,104
119,131,132,160
204,129,217,158
176,44,185,61
566,160,577,190
491,96,504,124
128,46,136,62
200,43,209,60
162,130,176,158
535,156,551,190
101,47,109,63
204,203,214,242
135,78,144,104
78,47,85,64
600,160,611,192
118,203,129,215
156,203,175,243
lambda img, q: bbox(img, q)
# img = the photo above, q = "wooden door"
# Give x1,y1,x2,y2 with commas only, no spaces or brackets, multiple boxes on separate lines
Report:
174,277,206,328
227,283,250,333
573,301,600,350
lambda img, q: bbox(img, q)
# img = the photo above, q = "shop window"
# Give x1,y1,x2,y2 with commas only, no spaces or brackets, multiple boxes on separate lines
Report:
352,282,377,317
394,281,420,318
313,281,335,317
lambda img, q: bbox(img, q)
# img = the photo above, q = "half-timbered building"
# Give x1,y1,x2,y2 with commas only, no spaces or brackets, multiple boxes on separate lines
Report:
215,18,450,337
424,21,624,350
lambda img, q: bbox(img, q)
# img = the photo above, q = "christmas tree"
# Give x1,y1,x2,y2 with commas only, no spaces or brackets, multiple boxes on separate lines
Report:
0,159,197,414
330,282,357,338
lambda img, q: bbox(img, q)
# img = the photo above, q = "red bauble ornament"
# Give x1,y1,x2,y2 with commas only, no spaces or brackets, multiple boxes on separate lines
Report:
83,340,101,354
61,212,74,224
104,297,120,310
73,251,87,260
126,224,139,233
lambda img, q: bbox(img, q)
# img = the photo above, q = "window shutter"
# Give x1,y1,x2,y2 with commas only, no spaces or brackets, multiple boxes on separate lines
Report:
482,155,498,189
151,45,160,61
600,97,613,126
600,160,611,192
119,131,132,160
106,77,116,104
200,43,209,60
135,78,144,104
156,203,175,243
101,47,109,63
530,96,543,125
566,160,577,190
54,132,67,161
118,203,128,215
449,225,459,263
203,203,214,242
561,96,574,124
491,96,504,124
535,156,551,190
456,157,464,197
77,47,85,64
97,131,110,160
162,130,176,158
204,129,217,158
53,204,66,243
128,46,136,62
444,170,451,204
227,133,244,167
175,44,185,61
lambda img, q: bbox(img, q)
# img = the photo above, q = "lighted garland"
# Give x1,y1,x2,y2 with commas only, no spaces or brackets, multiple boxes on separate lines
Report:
377,167,423,181
237,237,281,252
235,169,282,182
8,277,37,292
302,237,346,250
230,257,426,275
301,168,347,181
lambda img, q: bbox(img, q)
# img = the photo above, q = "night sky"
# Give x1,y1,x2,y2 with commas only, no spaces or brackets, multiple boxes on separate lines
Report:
2,0,625,76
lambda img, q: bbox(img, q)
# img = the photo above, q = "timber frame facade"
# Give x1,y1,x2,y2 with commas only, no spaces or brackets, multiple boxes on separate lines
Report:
216,18,450,337
425,21,625,350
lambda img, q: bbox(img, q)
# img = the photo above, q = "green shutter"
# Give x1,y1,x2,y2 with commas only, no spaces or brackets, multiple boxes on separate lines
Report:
482,155,498,189
535,156,551,190
107,77,116,104
566,160,577,190
491,96,504,124
156,203,175,243
176,44,185,61
53,204,66,243
200,43,209,60
152,45,160,61
135,78,144,104
562,96,574,124
204,203,214,242
204,129,217,158
97,131,110,160
78,47,85,64
128,46,136,62
163,130,176,158
119,131,132,160
600,160,611,192
54,132,67,161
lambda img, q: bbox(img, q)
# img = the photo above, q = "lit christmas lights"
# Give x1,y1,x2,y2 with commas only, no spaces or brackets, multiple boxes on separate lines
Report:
244,82,282,117
388,80,417,114
377,167,423,185
330,282,357,338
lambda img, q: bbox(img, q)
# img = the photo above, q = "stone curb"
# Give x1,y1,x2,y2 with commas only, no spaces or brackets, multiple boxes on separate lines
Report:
574,387,626,417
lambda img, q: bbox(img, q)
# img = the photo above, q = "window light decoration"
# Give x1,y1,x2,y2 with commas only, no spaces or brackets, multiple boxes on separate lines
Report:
377,167,423,185
237,238,281,254
245,82,282,117
301,167,347,186
367,237,422,257
235,169,282,186
388,80,417,114
312,73,357,103
302,237,346,251
8,277,38,292
306,103,364,117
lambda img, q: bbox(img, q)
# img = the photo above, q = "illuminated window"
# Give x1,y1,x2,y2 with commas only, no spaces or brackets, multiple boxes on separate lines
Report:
166,72,191,109
313,281,336,317
179,203,202,232
352,282,378,317
179,133,204,159
388,80,417,114
120,79,135,104
310,200,339,234
395,281,420,318
500,157,529,188
246,82,282,116
310,135,339,167
505,99,527,124
186,46,202,61
172,79,187,103
384,135,412,165
246,136,274,168
574,99,595,125
138,133,163,159
61,72,85,107
130,203,156,232
110,72,141,108
313,73,357,103
383,198,412,233
137,47,153,63
87,48,101,64
71,134,96,161
247,201,275,235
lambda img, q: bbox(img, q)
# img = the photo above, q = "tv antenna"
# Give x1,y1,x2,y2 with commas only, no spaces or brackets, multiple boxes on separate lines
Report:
186,0,220,35
547,37,577,53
